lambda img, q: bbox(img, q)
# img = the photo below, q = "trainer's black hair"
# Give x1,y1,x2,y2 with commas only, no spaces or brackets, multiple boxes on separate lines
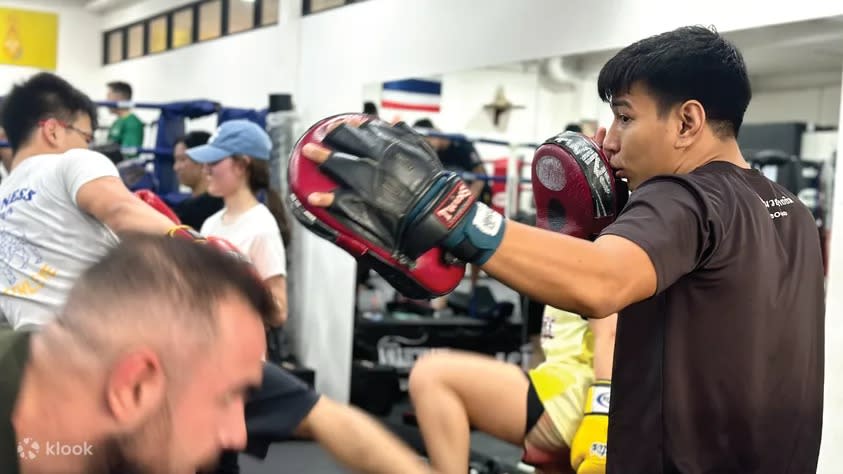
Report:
175,131,212,149
1,72,98,153
107,80,133,100
597,25,751,138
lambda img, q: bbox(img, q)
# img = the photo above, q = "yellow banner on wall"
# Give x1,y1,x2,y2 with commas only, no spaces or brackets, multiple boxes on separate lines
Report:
0,7,58,70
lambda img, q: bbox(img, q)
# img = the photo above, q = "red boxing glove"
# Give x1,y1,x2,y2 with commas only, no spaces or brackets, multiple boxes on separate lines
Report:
168,228,254,273
165,226,245,262
167,224,206,242
206,236,265,286
135,189,182,225
206,236,249,263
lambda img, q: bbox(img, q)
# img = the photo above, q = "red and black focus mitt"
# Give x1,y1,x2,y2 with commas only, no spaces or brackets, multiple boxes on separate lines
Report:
531,131,628,239
287,114,505,299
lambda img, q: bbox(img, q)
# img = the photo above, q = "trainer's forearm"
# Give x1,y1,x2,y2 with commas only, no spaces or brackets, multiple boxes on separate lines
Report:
469,179,484,198
481,221,622,318
101,199,179,236
313,403,431,474
589,314,617,380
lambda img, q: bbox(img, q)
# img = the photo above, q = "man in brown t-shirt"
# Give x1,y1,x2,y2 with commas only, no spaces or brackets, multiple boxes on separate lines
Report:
588,27,824,473
300,25,824,473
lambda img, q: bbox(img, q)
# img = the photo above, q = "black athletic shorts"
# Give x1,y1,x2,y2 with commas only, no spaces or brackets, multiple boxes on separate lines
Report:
214,362,320,473
525,377,545,435
524,297,545,337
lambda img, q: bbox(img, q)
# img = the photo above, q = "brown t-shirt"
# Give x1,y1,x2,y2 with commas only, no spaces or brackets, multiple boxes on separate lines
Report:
601,161,824,474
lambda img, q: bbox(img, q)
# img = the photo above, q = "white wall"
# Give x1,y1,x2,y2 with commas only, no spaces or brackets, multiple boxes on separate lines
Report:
365,65,840,161
819,63,843,474
0,0,101,97
101,0,297,109
299,0,843,125
365,67,579,142
100,25,293,137
98,0,300,163
746,85,841,126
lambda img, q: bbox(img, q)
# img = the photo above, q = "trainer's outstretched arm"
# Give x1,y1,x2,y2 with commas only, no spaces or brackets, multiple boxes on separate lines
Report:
482,221,656,318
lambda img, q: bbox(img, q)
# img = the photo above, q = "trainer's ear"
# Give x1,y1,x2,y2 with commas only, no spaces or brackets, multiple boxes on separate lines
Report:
674,99,705,149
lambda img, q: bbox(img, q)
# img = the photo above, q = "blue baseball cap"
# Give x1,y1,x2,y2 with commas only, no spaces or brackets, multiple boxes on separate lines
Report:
186,120,271,164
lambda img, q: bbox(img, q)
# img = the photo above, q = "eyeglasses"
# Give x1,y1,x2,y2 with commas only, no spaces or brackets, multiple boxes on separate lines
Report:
38,118,94,145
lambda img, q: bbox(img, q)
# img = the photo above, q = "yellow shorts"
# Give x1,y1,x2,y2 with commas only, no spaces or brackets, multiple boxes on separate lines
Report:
528,360,594,446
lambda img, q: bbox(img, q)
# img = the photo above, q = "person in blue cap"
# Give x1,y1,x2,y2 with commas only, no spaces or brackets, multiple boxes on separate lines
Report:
187,120,291,328
188,120,434,474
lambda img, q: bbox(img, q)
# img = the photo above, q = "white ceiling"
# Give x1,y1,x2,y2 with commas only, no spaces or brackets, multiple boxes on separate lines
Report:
728,16,843,78
486,16,843,92
84,0,145,13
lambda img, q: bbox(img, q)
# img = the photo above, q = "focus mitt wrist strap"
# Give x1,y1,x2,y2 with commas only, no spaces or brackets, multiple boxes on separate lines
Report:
440,202,506,265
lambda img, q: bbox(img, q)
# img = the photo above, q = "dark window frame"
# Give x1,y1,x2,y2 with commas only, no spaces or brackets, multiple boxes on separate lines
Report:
302,0,367,16
103,29,126,65
102,0,280,65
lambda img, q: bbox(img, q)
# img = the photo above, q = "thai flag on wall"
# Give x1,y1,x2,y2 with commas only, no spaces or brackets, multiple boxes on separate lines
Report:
381,79,441,113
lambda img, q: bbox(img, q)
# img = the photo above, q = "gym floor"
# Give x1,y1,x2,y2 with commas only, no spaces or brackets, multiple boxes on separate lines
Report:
238,401,524,473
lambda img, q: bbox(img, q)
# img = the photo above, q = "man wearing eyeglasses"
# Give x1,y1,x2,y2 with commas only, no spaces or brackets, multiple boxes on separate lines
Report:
0,72,177,330
0,72,438,474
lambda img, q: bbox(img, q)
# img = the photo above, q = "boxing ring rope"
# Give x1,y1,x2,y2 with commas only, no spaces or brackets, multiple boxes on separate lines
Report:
0,98,268,200
96,100,219,111
0,141,176,157
0,112,542,219
417,129,540,219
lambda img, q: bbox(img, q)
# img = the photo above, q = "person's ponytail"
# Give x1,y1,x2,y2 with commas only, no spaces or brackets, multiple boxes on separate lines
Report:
247,159,291,247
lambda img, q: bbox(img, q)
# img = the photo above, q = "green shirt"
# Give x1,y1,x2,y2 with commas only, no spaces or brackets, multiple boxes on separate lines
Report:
107,113,144,149
0,330,31,474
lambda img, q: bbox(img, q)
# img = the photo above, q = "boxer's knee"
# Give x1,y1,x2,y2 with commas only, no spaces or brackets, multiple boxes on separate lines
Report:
408,351,452,397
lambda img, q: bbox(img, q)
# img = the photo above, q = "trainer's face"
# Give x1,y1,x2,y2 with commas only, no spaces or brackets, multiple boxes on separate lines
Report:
104,297,265,474
602,82,678,190
173,143,204,190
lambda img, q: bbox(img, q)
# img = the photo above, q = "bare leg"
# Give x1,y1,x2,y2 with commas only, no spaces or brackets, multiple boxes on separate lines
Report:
408,351,530,474
525,414,575,474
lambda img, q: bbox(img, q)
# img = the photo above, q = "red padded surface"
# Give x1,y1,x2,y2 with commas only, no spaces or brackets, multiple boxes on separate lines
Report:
288,113,465,296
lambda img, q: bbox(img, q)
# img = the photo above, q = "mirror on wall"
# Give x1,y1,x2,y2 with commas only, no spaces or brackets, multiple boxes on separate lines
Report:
345,18,841,471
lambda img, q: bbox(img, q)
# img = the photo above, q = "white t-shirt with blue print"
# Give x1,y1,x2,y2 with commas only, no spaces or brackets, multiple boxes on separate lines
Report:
0,149,119,329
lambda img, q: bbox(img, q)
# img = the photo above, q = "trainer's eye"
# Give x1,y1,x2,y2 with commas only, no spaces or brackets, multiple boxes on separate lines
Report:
617,114,631,124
